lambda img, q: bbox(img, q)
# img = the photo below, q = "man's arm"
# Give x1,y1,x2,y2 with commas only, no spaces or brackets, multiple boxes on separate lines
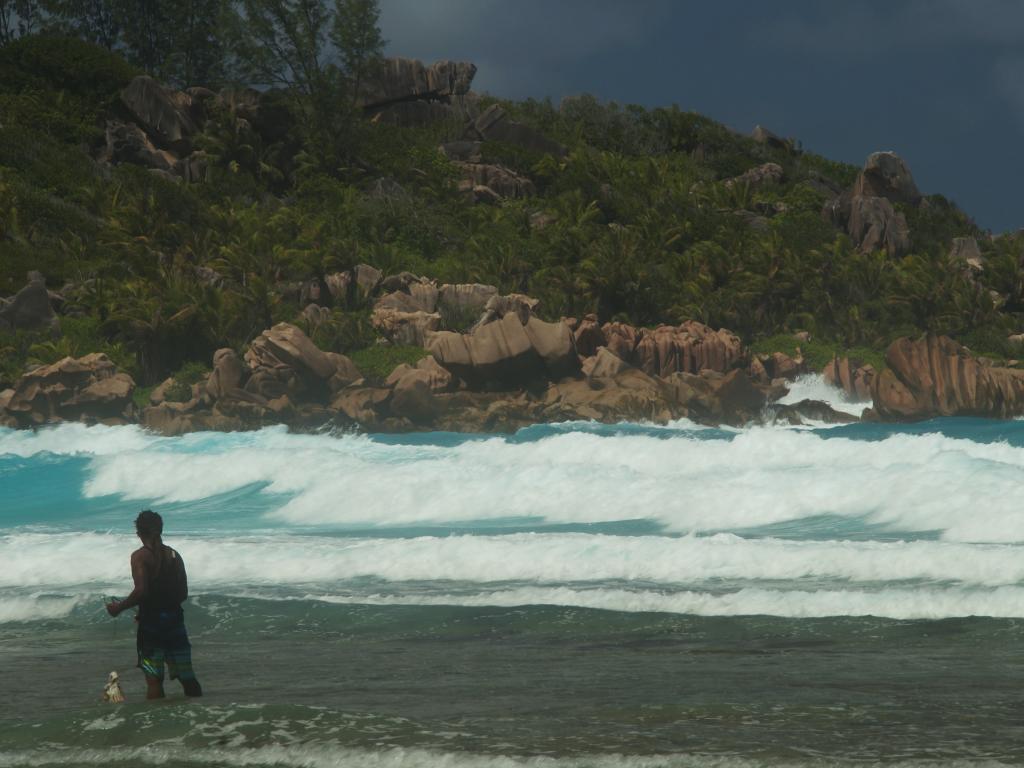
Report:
106,549,151,617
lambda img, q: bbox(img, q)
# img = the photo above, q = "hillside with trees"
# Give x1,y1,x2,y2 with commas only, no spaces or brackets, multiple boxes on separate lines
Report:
1,0,1023,417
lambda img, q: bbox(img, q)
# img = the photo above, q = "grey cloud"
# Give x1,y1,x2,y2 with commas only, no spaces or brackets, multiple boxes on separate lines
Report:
379,0,672,97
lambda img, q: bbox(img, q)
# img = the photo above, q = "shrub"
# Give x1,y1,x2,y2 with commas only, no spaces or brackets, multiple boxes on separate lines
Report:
165,361,210,402
349,345,429,383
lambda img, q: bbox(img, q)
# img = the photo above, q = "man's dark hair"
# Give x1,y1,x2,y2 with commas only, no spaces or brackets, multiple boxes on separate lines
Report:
135,509,163,537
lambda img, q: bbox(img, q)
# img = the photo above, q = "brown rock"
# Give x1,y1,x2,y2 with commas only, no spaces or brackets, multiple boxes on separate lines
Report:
768,351,804,381
120,76,197,152
4,354,133,426
390,373,439,425
846,195,910,255
573,314,604,358
667,369,767,424
246,323,336,381
206,349,248,401
546,365,674,424
330,387,390,426
822,356,876,400
628,322,744,378
429,312,541,389
103,120,178,171
371,308,441,346
359,58,476,108
325,352,362,392
353,264,383,296
455,162,535,199
724,162,784,191
871,335,1024,420
524,316,580,380
853,151,921,206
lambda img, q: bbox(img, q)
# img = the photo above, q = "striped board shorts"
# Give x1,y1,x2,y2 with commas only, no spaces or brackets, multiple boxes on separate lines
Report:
137,608,196,682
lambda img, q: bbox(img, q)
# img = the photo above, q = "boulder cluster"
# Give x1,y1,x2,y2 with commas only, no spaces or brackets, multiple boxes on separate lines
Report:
101,57,563,208
869,335,1024,420
0,354,134,428
7,268,1024,431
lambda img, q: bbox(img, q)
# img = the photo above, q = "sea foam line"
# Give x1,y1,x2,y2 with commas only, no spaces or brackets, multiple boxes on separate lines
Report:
64,426,1024,542
3,532,1024,589
297,584,1024,620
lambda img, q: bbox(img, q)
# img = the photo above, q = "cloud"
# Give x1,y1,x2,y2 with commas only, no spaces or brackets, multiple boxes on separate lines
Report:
760,0,1024,56
993,55,1024,128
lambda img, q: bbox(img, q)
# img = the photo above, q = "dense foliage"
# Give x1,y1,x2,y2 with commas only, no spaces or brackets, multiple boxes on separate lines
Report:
1,15,1023,390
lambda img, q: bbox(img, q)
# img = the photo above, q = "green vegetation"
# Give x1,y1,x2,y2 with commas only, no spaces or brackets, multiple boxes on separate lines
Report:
350,346,428,383
1,5,1022,393
749,334,887,373
165,361,210,402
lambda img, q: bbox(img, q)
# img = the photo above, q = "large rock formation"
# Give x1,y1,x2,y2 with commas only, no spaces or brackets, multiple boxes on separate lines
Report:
825,151,919,256
119,76,198,153
852,151,921,205
428,312,579,389
598,321,744,378
469,104,567,157
871,335,1024,420
1,354,135,427
0,275,59,334
822,356,876,401
359,58,477,109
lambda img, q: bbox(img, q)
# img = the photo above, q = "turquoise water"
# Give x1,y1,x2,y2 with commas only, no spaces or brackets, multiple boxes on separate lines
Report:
3,409,1024,766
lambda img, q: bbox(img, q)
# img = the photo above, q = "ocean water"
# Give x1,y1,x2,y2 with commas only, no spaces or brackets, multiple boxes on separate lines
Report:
2,378,1024,767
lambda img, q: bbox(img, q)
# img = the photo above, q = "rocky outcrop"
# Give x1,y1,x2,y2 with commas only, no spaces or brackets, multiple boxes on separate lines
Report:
845,195,910,256
454,162,535,201
428,312,579,389
599,321,744,378
1,354,135,427
724,162,783,191
871,335,1024,420
950,236,984,272
359,58,477,109
822,356,876,401
469,104,567,157
0,275,59,334
825,151,919,256
119,76,198,153
751,125,794,153
141,326,363,435
852,151,921,206
104,121,178,172
473,293,539,329
371,277,442,346
766,399,859,426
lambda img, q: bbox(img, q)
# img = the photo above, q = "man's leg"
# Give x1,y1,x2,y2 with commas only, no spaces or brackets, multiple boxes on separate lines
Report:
181,678,202,697
139,649,166,699
145,675,166,699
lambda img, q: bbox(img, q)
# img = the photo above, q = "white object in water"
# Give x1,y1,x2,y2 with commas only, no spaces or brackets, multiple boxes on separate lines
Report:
102,671,125,703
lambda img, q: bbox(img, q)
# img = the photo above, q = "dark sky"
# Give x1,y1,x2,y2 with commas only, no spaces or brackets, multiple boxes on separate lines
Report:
379,0,1024,233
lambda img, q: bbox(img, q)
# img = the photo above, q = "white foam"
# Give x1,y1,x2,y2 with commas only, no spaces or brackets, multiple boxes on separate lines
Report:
4,531,1024,594
0,594,85,623
0,423,159,458
67,424,1024,542
776,373,869,415
302,584,1024,620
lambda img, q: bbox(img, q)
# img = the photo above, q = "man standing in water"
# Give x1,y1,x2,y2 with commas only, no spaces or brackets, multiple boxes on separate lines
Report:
106,510,202,699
